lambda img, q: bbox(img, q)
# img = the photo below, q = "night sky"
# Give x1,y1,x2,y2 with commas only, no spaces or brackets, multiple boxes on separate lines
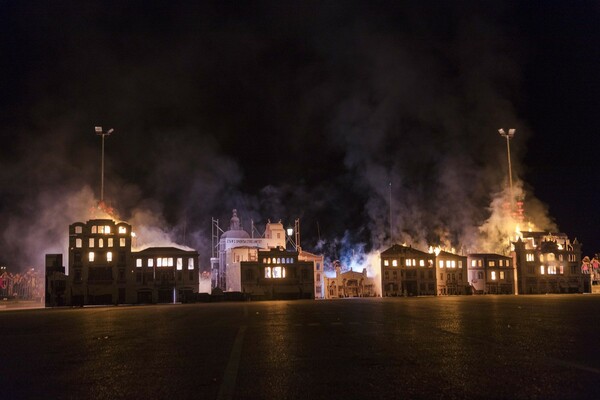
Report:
1,1,598,271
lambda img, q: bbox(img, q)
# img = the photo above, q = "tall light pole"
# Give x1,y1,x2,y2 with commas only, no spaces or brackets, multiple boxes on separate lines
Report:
498,128,516,207
95,126,114,203
389,182,393,245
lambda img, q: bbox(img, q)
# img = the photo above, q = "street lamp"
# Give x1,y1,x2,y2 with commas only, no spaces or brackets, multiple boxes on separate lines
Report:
286,219,301,251
95,126,114,203
498,128,516,206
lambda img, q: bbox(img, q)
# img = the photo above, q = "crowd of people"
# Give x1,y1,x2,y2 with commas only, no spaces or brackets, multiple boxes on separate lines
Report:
581,256,600,281
0,268,44,302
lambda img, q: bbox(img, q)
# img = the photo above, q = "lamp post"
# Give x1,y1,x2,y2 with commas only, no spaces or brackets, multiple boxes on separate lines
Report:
389,181,393,245
95,126,114,203
498,128,516,206
286,219,300,251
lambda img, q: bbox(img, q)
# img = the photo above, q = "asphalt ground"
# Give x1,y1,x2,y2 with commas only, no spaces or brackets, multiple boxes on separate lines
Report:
1,295,600,400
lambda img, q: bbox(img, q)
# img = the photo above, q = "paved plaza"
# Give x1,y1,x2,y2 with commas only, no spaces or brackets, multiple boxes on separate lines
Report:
2,295,600,399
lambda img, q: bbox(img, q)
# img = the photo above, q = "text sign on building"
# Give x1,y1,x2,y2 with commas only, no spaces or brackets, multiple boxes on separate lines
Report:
223,238,282,250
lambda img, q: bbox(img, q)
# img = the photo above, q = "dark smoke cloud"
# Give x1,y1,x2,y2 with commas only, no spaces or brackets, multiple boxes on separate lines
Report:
1,1,595,271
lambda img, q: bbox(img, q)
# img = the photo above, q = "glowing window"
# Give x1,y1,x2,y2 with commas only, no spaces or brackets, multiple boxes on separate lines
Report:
157,258,162,267
188,258,194,270
75,238,82,248
499,271,505,280
177,258,183,270
265,267,272,278
92,226,97,234
406,259,412,267
471,260,477,267
526,253,534,262
491,271,496,280
75,226,82,234
99,238,104,248
119,226,127,234
499,260,504,267
489,260,495,267
167,258,173,267
439,260,444,268
560,265,564,274
136,259,142,268
148,259,154,267
89,238,94,248
458,261,463,268
451,261,456,268
88,252,95,262
548,266,557,275
272,266,285,278
559,254,564,261
477,260,482,267
262,258,267,264
104,226,111,234
108,238,113,247
384,260,389,266
120,238,126,247
540,265,545,275
107,252,113,262
272,258,276,264
392,259,398,267
419,260,425,267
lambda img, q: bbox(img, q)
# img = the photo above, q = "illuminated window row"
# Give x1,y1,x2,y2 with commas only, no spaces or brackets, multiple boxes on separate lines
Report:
383,259,432,267
470,259,510,267
263,257,294,264
79,238,127,248
439,260,462,268
490,271,506,280
264,266,285,278
74,226,128,234
540,265,564,275
88,252,113,262
135,257,194,270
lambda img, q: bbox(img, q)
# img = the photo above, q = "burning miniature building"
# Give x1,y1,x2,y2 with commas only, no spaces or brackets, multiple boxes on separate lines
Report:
132,247,199,303
381,244,436,296
65,218,199,305
68,219,134,305
436,251,468,295
512,232,585,294
380,244,469,296
211,210,286,292
324,260,377,298
240,247,314,300
211,209,324,298
467,253,515,294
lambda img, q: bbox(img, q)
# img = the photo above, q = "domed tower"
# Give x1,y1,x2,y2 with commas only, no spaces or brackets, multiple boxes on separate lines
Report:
216,210,251,291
